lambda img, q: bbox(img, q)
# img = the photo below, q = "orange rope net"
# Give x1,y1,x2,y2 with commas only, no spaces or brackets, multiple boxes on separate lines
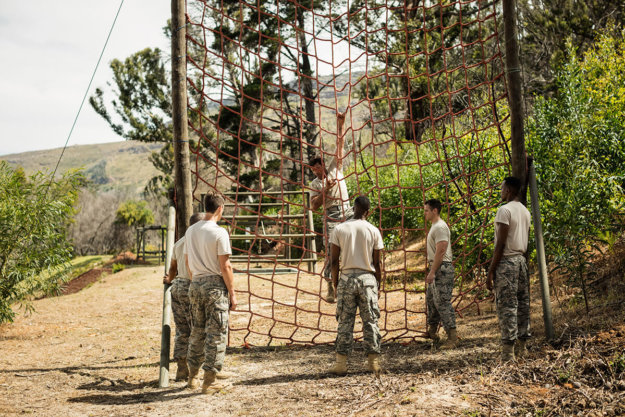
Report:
185,0,511,346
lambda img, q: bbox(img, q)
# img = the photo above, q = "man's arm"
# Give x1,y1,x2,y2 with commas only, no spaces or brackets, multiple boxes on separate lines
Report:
426,241,448,284
164,259,177,284
373,249,382,285
486,223,509,290
185,254,193,281
331,243,341,288
336,111,347,171
310,179,337,211
219,254,237,311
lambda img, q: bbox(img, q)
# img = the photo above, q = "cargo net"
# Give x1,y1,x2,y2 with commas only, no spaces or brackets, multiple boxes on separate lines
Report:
185,0,511,346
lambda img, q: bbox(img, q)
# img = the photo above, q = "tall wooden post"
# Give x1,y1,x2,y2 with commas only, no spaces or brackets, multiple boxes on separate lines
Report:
503,0,527,200
159,205,176,388
172,0,192,239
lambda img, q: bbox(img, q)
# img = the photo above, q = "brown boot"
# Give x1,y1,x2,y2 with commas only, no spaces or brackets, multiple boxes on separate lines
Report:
515,339,527,359
367,353,381,376
201,371,229,394
427,324,440,342
326,281,336,303
175,358,189,381
328,353,347,375
501,343,516,362
187,366,200,389
216,370,237,380
440,328,459,350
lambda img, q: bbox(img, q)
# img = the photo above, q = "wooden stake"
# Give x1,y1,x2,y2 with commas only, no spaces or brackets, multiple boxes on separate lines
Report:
172,0,192,239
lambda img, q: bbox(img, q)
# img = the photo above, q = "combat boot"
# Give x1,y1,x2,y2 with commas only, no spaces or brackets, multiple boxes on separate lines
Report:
175,357,189,381
515,339,527,359
501,343,516,362
440,328,459,350
328,353,347,375
201,371,229,394
326,281,336,303
216,370,237,380
427,324,440,342
187,366,200,389
367,353,381,376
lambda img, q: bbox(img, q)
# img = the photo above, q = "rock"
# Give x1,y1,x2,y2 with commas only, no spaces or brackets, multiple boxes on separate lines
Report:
573,381,582,388
545,384,551,389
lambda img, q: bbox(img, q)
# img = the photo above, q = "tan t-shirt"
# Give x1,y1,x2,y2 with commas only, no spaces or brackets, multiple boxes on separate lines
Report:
171,236,190,279
426,219,453,263
495,201,531,256
310,158,350,210
184,220,232,277
329,218,384,272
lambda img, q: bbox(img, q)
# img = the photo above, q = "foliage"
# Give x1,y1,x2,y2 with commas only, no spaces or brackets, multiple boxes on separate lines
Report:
115,200,155,228
527,30,625,311
0,162,82,323
112,263,125,274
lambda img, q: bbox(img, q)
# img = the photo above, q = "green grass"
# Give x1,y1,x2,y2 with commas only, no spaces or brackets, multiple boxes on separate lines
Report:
69,255,113,279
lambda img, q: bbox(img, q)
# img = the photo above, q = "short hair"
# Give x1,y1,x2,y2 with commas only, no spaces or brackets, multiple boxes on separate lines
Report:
503,176,522,197
425,198,442,214
204,193,225,213
190,212,204,225
353,195,371,213
308,156,323,167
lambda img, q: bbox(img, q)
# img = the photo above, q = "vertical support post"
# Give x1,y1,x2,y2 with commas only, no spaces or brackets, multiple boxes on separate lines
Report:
502,0,527,200
172,0,193,240
306,192,317,273
528,158,554,341
159,206,177,388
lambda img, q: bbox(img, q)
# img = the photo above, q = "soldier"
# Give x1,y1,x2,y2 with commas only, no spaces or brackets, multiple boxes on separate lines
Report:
163,212,205,381
309,110,353,303
486,177,532,362
424,198,458,349
328,195,384,376
184,193,237,393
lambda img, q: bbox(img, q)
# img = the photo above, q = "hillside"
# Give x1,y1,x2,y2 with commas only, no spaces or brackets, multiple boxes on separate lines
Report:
1,141,162,195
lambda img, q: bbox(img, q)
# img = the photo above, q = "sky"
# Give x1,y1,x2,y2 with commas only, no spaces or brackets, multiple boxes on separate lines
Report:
0,0,365,157
0,0,171,156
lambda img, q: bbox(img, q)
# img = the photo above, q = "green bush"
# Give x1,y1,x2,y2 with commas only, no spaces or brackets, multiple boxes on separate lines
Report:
0,162,82,323
112,263,125,274
527,30,625,310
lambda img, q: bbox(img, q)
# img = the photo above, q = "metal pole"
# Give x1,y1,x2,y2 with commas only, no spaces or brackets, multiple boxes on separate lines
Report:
528,158,554,341
503,0,527,201
159,206,177,387
172,0,193,239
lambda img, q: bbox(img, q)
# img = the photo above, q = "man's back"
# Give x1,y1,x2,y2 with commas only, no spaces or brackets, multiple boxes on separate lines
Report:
330,219,384,272
495,201,531,256
185,220,231,277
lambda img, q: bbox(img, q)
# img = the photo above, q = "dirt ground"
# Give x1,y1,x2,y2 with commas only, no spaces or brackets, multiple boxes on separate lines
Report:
1,263,624,416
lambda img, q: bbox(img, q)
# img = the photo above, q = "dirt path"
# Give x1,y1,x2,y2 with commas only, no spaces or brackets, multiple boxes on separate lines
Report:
0,266,623,416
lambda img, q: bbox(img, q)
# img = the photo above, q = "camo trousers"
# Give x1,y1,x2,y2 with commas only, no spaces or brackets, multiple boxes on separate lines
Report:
187,275,230,373
322,205,354,279
170,277,192,360
335,270,381,355
495,255,531,343
426,262,456,331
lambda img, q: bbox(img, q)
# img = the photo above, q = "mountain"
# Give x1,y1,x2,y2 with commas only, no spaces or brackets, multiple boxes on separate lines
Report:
1,141,163,195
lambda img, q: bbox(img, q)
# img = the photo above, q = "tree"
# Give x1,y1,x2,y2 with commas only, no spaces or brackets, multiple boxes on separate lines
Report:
527,30,625,311
115,200,155,228
0,162,82,323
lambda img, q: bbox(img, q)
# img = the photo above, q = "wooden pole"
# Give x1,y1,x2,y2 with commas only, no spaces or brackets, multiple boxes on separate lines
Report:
172,0,192,239
159,205,177,388
502,0,527,201
528,158,555,341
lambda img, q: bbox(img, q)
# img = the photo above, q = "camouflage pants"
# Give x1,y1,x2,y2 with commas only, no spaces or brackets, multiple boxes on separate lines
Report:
426,262,456,331
187,275,230,373
335,270,381,355
495,255,531,343
170,277,192,360
322,205,353,280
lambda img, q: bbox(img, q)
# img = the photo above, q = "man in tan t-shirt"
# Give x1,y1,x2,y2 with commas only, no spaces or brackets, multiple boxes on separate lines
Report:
487,176,532,362
328,195,384,376
309,110,353,303
424,198,458,349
